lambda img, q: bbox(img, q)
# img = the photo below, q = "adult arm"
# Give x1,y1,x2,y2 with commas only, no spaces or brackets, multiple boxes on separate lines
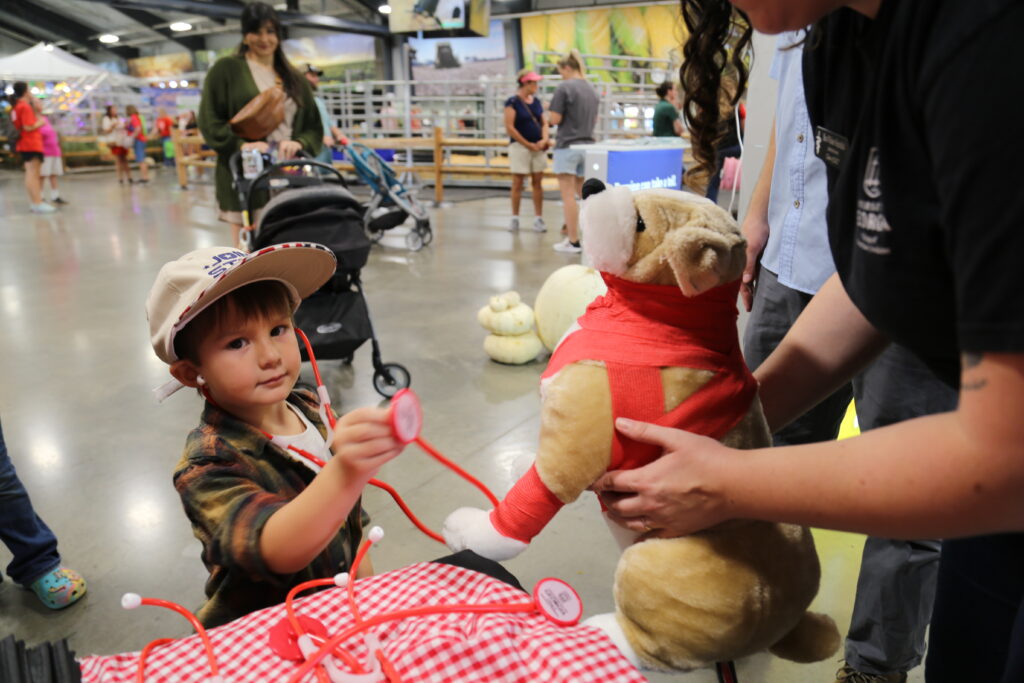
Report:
198,59,244,158
504,105,536,150
18,105,43,132
286,80,324,159
547,86,565,127
595,350,1024,540
739,122,775,311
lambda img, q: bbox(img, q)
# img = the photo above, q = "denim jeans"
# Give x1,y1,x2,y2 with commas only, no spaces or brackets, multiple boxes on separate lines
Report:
0,419,61,585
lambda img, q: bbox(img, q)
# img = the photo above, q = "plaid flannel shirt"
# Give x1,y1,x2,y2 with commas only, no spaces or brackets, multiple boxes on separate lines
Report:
173,389,363,628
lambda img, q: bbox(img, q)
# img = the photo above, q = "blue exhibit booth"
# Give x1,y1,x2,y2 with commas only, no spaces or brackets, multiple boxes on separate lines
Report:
573,138,689,191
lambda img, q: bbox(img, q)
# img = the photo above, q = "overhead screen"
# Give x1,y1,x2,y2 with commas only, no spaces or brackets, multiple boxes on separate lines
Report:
389,0,490,37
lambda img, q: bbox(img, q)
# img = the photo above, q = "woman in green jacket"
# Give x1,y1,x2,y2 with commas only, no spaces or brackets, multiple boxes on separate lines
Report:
198,2,323,248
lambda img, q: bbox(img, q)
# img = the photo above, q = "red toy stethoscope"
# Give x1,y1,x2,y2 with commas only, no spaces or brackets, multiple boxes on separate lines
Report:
121,329,584,683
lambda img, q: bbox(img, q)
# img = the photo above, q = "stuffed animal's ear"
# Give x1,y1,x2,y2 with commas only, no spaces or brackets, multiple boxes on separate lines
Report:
664,225,746,296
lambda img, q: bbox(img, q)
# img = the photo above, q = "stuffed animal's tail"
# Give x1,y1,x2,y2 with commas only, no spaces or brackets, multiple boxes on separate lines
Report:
768,611,841,663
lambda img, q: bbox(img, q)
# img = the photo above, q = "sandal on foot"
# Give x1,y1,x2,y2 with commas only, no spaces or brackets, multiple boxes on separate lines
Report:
29,566,87,609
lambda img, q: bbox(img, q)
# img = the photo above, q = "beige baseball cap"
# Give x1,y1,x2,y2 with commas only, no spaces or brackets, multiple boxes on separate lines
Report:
146,242,336,365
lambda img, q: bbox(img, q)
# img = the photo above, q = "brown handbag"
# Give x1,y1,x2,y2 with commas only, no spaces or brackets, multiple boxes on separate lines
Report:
230,84,285,141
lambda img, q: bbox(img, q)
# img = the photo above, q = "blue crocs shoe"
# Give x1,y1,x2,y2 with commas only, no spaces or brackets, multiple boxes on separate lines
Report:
29,567,87,609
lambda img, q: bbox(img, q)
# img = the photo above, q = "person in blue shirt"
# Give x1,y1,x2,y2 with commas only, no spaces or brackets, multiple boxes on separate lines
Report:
304,65,344,167
504,70,550,233
740,34,955,683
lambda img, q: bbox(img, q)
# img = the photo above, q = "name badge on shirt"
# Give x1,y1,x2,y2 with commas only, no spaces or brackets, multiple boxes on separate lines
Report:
813,126,849,169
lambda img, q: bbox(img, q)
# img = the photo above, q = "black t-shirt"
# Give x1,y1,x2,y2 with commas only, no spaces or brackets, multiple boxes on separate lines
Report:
504,95,544,144
803,0,1024,388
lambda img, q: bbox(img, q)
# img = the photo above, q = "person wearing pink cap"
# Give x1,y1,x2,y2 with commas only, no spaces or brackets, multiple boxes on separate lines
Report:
504,69,550,233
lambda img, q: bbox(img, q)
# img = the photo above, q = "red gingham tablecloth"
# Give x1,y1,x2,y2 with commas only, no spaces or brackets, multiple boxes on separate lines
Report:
79,562,646,682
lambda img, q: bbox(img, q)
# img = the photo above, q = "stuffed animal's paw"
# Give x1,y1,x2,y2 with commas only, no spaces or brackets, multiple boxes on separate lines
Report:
582,613,642,669
442,507,528,561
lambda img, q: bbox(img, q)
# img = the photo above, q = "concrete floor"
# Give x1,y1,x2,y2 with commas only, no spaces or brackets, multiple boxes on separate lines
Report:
0,168,924,682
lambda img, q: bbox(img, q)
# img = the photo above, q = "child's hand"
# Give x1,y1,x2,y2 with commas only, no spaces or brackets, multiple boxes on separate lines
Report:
330,406,404,482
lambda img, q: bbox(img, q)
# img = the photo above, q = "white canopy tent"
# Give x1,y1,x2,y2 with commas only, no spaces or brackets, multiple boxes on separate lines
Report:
0,42,119,84
0,43,143,136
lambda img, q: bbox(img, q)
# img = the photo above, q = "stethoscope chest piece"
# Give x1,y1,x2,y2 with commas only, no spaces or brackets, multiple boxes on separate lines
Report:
268,615,329,660
389,389,422,445
533,577,583,627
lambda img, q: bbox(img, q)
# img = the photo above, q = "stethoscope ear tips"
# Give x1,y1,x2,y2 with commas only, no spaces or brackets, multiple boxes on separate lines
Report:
368,526,385,543
121,593,142,610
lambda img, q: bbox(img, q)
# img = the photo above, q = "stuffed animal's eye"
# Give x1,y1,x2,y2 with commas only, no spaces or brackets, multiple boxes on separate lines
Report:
636,213,647,233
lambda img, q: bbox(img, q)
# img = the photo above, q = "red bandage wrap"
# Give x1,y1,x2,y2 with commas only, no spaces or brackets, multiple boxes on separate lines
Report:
543,274,757,476
490,464,565,542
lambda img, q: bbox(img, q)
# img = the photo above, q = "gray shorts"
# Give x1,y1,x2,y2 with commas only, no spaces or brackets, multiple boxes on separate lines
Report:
552,147,585,176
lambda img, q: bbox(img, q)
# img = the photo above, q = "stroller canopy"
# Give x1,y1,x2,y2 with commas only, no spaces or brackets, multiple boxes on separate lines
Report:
255,186,371,272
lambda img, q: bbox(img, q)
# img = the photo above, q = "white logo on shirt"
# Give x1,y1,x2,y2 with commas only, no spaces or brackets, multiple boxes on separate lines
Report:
863,147,882,199
856,147,891,255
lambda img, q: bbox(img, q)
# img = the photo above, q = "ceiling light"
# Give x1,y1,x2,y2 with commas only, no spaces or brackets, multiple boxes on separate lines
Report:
98,34,120,44
169,21,192,32
159,82,166,88
169,80,178,88
43,43,55,52
180,80,188,87
378,4,392,14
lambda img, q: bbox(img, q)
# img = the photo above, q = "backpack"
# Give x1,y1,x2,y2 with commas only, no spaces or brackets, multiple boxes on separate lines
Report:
1,108,20,151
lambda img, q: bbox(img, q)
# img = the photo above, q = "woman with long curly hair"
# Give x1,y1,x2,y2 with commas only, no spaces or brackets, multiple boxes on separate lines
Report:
595,2,1024,681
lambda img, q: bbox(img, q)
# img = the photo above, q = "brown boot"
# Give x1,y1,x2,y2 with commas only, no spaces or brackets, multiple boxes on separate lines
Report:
835,662,908,683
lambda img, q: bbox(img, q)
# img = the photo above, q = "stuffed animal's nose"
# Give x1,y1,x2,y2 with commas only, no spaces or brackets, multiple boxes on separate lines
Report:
581,178,606,200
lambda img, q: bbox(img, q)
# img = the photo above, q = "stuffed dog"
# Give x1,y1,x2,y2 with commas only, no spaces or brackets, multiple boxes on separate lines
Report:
444,181,840,671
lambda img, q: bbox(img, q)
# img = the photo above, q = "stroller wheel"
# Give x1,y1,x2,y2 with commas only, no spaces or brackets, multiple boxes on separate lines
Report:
373,363,411,398
364,222,385,244
418,220,434,246
405,230,425,251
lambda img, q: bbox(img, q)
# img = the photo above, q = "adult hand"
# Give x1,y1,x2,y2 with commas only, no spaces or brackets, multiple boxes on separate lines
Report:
526,141,541,152
591,418,732,538
740,211,769,312
278,140,303,159
330,405,404,484
241,141,270,154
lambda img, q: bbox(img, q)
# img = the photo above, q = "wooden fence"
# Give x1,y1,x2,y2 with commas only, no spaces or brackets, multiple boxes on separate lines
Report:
172,126,560,204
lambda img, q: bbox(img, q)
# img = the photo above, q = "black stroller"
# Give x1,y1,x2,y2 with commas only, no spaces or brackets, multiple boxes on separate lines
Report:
231,151,412,397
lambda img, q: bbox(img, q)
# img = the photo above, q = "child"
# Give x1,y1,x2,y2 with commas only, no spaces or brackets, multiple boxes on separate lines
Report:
32,97,66,205
146,243,406,628
124,105,149,184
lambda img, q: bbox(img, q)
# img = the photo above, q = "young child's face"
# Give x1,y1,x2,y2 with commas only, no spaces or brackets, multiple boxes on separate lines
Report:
194,305,301,412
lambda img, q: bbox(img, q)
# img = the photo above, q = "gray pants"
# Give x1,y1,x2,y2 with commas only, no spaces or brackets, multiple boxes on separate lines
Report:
743,269,957,675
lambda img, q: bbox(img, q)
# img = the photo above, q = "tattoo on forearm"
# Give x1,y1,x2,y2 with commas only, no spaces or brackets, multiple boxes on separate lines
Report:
961,352,987,390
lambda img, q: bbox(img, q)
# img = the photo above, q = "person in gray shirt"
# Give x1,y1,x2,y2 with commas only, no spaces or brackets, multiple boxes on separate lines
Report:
548,50,599,254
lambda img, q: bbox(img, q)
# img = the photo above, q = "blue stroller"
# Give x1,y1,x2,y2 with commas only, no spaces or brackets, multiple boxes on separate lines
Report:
338,138,433,251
